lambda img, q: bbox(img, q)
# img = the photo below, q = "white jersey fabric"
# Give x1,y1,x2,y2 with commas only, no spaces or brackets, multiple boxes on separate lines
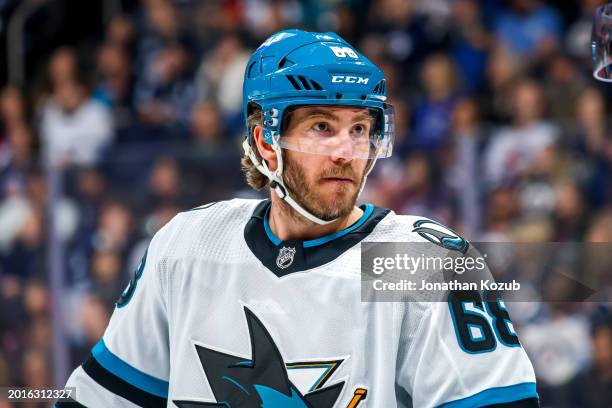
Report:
60,198,538,408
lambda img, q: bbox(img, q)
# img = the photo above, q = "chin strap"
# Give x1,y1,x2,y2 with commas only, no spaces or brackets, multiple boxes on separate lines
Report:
243,139,335,225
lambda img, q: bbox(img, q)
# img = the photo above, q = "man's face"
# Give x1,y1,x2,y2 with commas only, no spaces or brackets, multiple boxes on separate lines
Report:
280,106,373,221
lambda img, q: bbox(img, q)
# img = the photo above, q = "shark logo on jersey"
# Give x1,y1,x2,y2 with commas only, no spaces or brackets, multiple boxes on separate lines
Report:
173,307,345,407
412,219,469,254
276,246,296,269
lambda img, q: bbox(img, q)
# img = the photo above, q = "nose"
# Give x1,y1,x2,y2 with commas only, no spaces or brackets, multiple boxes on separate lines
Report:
328,130,355,162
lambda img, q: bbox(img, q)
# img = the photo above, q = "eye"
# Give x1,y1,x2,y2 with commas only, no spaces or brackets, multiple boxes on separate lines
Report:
311,122,331,133
351,123,369,136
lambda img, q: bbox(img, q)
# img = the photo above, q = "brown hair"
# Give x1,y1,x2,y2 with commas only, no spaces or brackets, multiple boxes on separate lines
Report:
241,107,270,190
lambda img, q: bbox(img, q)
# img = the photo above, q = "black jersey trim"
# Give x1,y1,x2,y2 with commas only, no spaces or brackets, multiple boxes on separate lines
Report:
244,199,390,277
54,398,87,407
183,202,218,212
81,354,168,408
484,398,540,407
437,382,539,408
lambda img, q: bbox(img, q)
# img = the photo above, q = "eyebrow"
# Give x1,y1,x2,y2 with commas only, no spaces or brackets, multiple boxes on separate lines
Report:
300,108,374,123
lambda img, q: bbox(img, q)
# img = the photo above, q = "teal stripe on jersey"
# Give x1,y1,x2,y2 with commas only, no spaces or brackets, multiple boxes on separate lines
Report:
91,339,169,398
437,382,538,408
263,203,375,247
303,204,374,247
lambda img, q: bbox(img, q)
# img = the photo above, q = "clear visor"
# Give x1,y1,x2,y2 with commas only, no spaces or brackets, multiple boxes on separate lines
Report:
275,105,395,159
592,4,612,82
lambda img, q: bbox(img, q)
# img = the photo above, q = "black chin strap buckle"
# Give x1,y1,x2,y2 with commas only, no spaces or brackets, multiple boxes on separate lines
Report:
270,180,287,199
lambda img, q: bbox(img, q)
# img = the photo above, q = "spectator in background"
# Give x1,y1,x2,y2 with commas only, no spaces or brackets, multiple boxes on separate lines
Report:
65,168,108,286
190,101,227,153
66,199,137,292
484,78,558,188
552,181,589,241
392,153,454,224
562,306,612,408
384,97,410,157
68,294,111,367
79,294,110,345
544,53,587,126
483,46,526,122
570,87,609,157
242,0,303,41
147,156,181,211
0,174,33,259
136,0,183,73
585,209,612,243
481,186,520,240
0,274,27,379
20,348,51,389
449,0,491,92
0,207,45,278
0,87,33,186
133,0,198,131
447,98,486,237
40,79,113,167
410,53,460,152
366,0,436,86
93,43,135,129
0,124,36,193
0,351,9,386
565,87,612,208
516,141,562,218
0,86,27,133
105,14,136,52
196,34,250,132
494,0,562,62
92,200,135,264
566,0,604,64
73,168,107,236
47,47,79,88
520,303,592,403
134,41,197,130
90,250,124,308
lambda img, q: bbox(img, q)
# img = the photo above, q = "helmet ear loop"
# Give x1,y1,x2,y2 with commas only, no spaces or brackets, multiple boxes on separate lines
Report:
242,123,283,183
271,140,284,181
242,138,270,180
268,140,289,199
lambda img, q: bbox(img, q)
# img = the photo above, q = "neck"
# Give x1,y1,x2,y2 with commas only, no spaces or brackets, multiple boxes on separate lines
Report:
268,193,363,241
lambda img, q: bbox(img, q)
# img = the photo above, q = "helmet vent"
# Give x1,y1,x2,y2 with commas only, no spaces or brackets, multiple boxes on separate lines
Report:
297,76,311,90
247,61,258,78
286,75,302,90
285,75,324,91
310,80,323,90
278,57,295,69
373,80,386,95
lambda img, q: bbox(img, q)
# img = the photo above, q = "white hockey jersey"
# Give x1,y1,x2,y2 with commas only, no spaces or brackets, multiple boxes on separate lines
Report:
59,199,538,408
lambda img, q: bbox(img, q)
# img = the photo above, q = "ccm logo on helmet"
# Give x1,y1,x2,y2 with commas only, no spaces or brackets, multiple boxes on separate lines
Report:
331,75,370,84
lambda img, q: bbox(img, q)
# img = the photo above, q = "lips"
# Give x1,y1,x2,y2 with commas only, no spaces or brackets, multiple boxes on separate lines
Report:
322,177,354,184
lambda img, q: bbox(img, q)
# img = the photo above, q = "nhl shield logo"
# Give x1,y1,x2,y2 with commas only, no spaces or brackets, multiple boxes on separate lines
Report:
276,246,296,269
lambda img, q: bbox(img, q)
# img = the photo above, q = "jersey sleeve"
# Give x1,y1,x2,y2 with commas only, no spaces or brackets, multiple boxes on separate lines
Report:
396,298,539,408
59,220,176,408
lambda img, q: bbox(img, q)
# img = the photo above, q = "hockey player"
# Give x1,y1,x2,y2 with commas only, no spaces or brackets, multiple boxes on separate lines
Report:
59,30,538,407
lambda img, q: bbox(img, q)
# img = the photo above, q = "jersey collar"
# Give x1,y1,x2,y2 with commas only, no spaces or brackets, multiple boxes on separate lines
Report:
244,199,390,277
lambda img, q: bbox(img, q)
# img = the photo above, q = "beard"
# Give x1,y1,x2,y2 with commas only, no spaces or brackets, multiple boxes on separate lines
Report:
281,152,364,222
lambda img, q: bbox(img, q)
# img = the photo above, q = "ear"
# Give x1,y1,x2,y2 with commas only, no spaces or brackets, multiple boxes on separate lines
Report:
252,125,278,172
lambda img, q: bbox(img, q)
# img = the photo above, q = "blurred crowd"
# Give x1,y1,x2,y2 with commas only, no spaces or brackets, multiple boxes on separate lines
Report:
0,0,611,407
